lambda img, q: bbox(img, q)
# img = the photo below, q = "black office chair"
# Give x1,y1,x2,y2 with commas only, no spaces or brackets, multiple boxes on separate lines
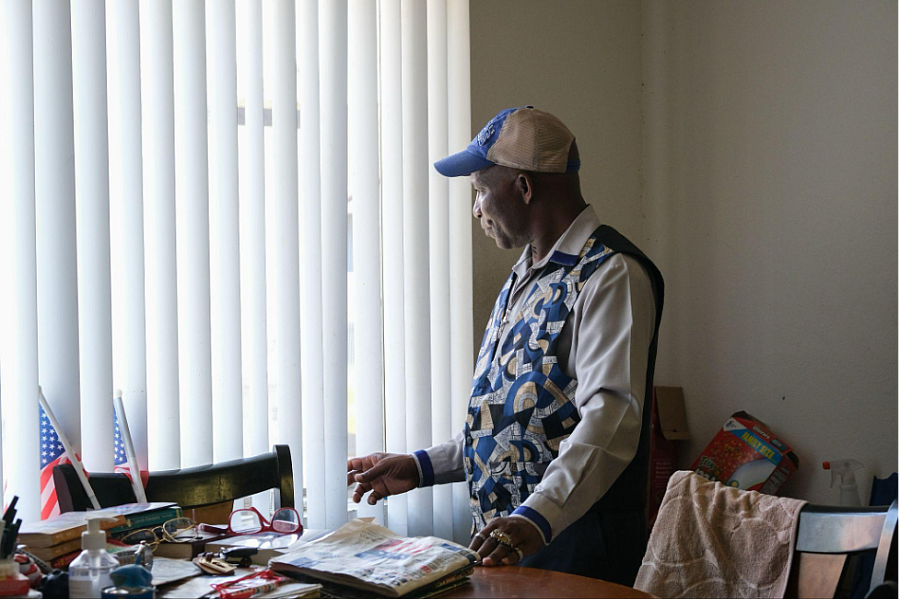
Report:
53,445,294,513
786,501,898,598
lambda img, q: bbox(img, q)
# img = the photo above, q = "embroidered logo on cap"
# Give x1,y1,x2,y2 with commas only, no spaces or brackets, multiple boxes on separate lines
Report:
476,118,495,146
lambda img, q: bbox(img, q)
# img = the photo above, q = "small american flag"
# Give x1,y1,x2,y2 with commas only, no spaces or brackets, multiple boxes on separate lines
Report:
114,413,131,475
39,405,82,520
114,413,147,487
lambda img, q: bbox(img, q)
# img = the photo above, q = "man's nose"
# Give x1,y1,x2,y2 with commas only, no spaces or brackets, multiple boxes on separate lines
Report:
472,196,482,219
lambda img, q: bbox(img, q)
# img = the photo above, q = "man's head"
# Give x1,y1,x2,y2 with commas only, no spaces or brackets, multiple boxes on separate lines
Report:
435,107,586,253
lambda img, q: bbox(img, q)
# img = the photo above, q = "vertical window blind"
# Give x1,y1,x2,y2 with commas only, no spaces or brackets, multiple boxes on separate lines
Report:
0,0,473,542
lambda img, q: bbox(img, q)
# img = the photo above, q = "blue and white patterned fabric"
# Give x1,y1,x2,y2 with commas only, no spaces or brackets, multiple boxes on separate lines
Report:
463,227,618,533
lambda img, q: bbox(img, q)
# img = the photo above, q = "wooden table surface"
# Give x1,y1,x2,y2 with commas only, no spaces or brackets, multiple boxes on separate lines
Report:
445,566,654,598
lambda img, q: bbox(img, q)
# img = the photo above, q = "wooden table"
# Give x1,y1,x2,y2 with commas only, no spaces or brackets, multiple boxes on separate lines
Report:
446,567,654,598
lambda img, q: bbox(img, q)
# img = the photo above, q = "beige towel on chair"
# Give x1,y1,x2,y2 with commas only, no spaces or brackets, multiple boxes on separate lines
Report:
635,471,807,598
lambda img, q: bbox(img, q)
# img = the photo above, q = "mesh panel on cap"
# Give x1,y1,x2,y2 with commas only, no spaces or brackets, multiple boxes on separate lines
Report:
486,108,574,173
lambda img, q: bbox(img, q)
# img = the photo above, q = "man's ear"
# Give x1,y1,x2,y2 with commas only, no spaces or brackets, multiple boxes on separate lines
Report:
515,172,534,205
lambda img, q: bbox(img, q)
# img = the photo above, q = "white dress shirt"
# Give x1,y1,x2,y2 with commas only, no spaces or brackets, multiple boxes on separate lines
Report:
413,206,657,543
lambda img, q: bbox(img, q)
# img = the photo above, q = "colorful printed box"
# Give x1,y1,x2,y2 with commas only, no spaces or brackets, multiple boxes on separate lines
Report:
690,411,799,494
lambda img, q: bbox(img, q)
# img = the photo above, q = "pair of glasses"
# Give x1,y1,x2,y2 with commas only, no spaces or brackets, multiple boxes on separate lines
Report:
120,517,201,546
227,507,302,536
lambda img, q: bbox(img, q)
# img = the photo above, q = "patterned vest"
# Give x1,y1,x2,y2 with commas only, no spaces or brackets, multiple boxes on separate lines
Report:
463,225,664,534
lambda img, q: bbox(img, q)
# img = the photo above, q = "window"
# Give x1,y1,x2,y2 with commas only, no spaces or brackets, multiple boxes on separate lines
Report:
0,0,473,544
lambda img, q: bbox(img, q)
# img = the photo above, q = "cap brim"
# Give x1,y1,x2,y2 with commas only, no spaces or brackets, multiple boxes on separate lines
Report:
433,150,495,177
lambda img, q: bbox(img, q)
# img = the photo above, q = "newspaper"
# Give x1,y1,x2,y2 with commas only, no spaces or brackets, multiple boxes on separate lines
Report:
150,557,203,586
270,519,478,598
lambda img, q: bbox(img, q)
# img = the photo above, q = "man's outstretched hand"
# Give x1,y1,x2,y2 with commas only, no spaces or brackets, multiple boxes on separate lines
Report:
347,453,420,505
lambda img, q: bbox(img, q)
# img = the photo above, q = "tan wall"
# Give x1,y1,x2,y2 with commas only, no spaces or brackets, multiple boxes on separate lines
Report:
642,1,897,504
469,1,898,505
469,0,645,354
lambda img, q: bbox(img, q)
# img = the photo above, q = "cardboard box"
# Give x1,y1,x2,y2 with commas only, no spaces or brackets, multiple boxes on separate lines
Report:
690,411,799,494
648,387,691,527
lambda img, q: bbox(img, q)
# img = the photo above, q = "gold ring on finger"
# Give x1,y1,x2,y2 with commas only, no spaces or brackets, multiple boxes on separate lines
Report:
514,546,524,561
473,533,486,543
489,529,514,547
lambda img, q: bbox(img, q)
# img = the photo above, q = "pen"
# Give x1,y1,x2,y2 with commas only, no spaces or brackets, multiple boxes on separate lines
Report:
3,520,20,559
2,496,18,529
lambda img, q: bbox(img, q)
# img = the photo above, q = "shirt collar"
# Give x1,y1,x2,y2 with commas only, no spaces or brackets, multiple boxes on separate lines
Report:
512,205,602,276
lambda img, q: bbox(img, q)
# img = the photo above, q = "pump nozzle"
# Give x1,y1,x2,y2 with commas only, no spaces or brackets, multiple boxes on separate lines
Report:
82,517,118,551
823,459,865,506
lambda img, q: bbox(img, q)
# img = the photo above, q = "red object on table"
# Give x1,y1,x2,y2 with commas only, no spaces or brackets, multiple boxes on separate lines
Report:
0,573,31,597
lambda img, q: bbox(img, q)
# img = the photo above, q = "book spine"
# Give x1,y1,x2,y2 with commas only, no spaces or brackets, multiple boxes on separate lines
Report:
18,516,126,548
30,538,82,560
109,507,183,536
49,529,79,546
18,529,78,548
49,550,81,570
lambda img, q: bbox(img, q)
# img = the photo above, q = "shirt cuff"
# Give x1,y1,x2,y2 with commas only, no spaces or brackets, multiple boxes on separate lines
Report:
411,450,435,488
509,511,551,546
514,492,566,544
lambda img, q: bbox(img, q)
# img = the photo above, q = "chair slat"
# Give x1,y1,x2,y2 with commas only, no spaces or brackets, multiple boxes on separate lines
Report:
53,445,293,512
796,510,886,553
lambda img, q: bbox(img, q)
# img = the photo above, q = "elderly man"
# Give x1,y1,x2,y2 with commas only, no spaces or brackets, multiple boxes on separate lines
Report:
347,107,664,585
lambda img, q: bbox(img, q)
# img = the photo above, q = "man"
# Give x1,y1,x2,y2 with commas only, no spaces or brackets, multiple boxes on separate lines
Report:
346,107,664,585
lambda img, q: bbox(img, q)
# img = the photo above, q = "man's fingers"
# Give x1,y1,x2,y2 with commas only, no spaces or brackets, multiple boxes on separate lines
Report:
347,454,384,476
367,490,384,505
469,520,497,553
500,544,524,565
468,529,489,553
476,538,500,563
355,460,390,483
472,522,501,562
347,456,373,486
351,483,372,503
473,522,526,566
484,542,512,566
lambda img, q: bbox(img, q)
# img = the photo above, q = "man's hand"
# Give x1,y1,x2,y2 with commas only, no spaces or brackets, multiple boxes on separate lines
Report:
347,453,420,505
469,516,544,566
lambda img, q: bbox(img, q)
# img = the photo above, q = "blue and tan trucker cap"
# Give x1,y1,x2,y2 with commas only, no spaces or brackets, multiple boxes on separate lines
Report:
434,106,580,177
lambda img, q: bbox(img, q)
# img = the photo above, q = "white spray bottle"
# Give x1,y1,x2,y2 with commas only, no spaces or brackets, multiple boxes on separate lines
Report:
823,459,865,506
68,517,119,598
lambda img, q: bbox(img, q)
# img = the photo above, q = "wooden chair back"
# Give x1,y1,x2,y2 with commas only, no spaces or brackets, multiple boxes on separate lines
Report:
53,445,294,513
785,501,897,598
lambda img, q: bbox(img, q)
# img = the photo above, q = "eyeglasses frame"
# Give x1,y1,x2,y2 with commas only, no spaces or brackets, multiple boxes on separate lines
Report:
226,506,302,536
120,517,199,547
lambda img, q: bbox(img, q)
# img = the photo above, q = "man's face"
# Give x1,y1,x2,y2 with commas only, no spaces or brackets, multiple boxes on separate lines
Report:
471,167,530,250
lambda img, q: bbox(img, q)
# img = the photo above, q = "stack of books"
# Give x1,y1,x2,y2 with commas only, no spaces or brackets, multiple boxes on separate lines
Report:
106,503,183,540
17,502,178,568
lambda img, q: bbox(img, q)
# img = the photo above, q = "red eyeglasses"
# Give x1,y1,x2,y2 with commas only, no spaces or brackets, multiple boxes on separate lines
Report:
227,507,302,536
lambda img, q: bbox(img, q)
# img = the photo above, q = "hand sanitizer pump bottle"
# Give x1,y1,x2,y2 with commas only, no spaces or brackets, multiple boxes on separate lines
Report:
823,459,865,506
69,517,119,598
